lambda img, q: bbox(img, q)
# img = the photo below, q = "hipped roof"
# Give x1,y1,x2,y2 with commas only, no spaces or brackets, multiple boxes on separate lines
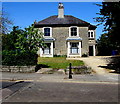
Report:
34,15,96,29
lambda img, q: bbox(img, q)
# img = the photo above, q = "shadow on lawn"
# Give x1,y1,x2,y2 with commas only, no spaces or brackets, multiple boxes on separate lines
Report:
35,64,50,72
98,56,120,74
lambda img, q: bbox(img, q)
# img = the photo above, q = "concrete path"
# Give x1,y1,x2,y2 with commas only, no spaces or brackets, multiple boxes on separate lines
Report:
67,56,113,75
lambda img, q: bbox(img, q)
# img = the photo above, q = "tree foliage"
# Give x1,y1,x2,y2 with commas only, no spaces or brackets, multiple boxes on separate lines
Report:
2,26,24,51
15,25,44,53
97,33,112,55
2,25,44,66
95,2,120,55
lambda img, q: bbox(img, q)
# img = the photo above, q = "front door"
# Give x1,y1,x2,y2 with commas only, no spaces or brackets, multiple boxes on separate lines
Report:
89,46,93,56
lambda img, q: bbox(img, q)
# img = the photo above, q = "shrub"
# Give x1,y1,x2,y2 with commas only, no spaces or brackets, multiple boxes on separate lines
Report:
2,50,38,66
82,53,88,57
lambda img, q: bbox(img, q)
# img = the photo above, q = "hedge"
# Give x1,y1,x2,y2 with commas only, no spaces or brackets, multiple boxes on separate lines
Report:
2,50,38,66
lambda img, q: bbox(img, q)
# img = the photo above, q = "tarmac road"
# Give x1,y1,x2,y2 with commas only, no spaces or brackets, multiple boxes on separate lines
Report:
2,81,119,103
1,72,119,103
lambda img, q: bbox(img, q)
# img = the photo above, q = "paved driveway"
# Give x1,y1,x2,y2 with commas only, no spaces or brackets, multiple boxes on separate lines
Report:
67,56,115,74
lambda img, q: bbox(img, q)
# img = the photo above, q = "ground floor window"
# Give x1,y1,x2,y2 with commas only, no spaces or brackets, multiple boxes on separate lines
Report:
70,42,79,54
43,43,51,54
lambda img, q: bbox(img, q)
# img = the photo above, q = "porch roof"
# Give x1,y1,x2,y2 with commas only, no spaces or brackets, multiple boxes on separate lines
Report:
66,37,82,41
44,37,55,42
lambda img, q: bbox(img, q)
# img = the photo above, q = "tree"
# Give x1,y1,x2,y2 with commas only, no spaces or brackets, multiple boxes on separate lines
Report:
0,9,13,34
95,2,120,53
2,26,24,51
15,25,44,53
0,9,13,65
2,25,44,66
97,33,112,55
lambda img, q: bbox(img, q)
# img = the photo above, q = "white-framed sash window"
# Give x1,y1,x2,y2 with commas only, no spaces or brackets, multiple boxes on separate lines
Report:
67,41,81,57
70,42,79,54
69,26,79,37
43,43,51,54
43,27,52,37
88,30,94,38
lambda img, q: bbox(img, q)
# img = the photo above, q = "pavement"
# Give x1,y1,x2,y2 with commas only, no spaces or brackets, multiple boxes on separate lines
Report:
1,72,119,83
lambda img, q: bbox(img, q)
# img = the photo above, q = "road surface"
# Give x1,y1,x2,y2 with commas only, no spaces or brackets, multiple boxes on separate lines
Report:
1,72,119,103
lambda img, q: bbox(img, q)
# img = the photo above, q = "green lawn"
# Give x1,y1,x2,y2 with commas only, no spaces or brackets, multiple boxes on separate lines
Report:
38,57,84,69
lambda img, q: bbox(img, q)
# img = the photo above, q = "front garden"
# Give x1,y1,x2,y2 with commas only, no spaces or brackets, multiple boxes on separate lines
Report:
38,57,84,69
2,25,91,74
37,57,92,74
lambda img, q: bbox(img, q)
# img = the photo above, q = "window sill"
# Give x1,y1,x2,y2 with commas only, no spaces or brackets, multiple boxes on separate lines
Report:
42,54,52,55
69,53,79,55
88,38,95,40
44,36,52,37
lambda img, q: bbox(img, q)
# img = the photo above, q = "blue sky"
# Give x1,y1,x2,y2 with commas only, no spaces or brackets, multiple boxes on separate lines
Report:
2,2,103,39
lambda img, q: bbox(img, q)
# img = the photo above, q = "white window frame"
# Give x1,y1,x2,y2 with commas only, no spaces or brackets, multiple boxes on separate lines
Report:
88,30,94,38
69,26,79,37
70,42,79,54
67,41,81,57
43,27,52,37
43,43,51,55
40,42,54,57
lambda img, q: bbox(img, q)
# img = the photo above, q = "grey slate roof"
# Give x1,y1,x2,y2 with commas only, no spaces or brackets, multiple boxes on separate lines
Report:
34,15,96,29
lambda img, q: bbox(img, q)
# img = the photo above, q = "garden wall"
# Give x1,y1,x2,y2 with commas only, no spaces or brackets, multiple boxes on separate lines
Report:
0,65,35,73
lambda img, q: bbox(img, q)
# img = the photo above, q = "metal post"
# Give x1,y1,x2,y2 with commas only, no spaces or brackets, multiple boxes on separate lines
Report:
69,63,72,79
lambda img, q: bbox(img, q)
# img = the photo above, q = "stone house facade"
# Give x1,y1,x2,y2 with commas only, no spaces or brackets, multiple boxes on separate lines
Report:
34,3,97,57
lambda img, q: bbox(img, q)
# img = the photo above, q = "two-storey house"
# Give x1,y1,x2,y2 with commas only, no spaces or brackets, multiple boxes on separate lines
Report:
34,3,97,57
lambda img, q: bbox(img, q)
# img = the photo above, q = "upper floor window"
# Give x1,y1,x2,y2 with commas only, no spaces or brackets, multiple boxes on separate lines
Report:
69,26,79,36
43,27,52,36
88,30,94,38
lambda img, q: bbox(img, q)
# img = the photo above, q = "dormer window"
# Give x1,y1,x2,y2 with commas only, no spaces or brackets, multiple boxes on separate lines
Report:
69,26,79,37
88,30,94,38
43,27,52,37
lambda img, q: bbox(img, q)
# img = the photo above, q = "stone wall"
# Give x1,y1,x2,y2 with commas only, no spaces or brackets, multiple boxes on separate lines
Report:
0,66,35,73
53,27,69,55
79,27,89,55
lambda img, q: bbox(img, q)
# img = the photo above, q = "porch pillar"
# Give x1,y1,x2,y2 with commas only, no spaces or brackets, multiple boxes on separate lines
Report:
93,45,96,56
51,42,54,57
40,48,43,57
79,42,82,57
67,42,70,57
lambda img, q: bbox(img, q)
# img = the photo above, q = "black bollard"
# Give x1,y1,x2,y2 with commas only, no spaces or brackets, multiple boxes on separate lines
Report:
69,63,72,79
